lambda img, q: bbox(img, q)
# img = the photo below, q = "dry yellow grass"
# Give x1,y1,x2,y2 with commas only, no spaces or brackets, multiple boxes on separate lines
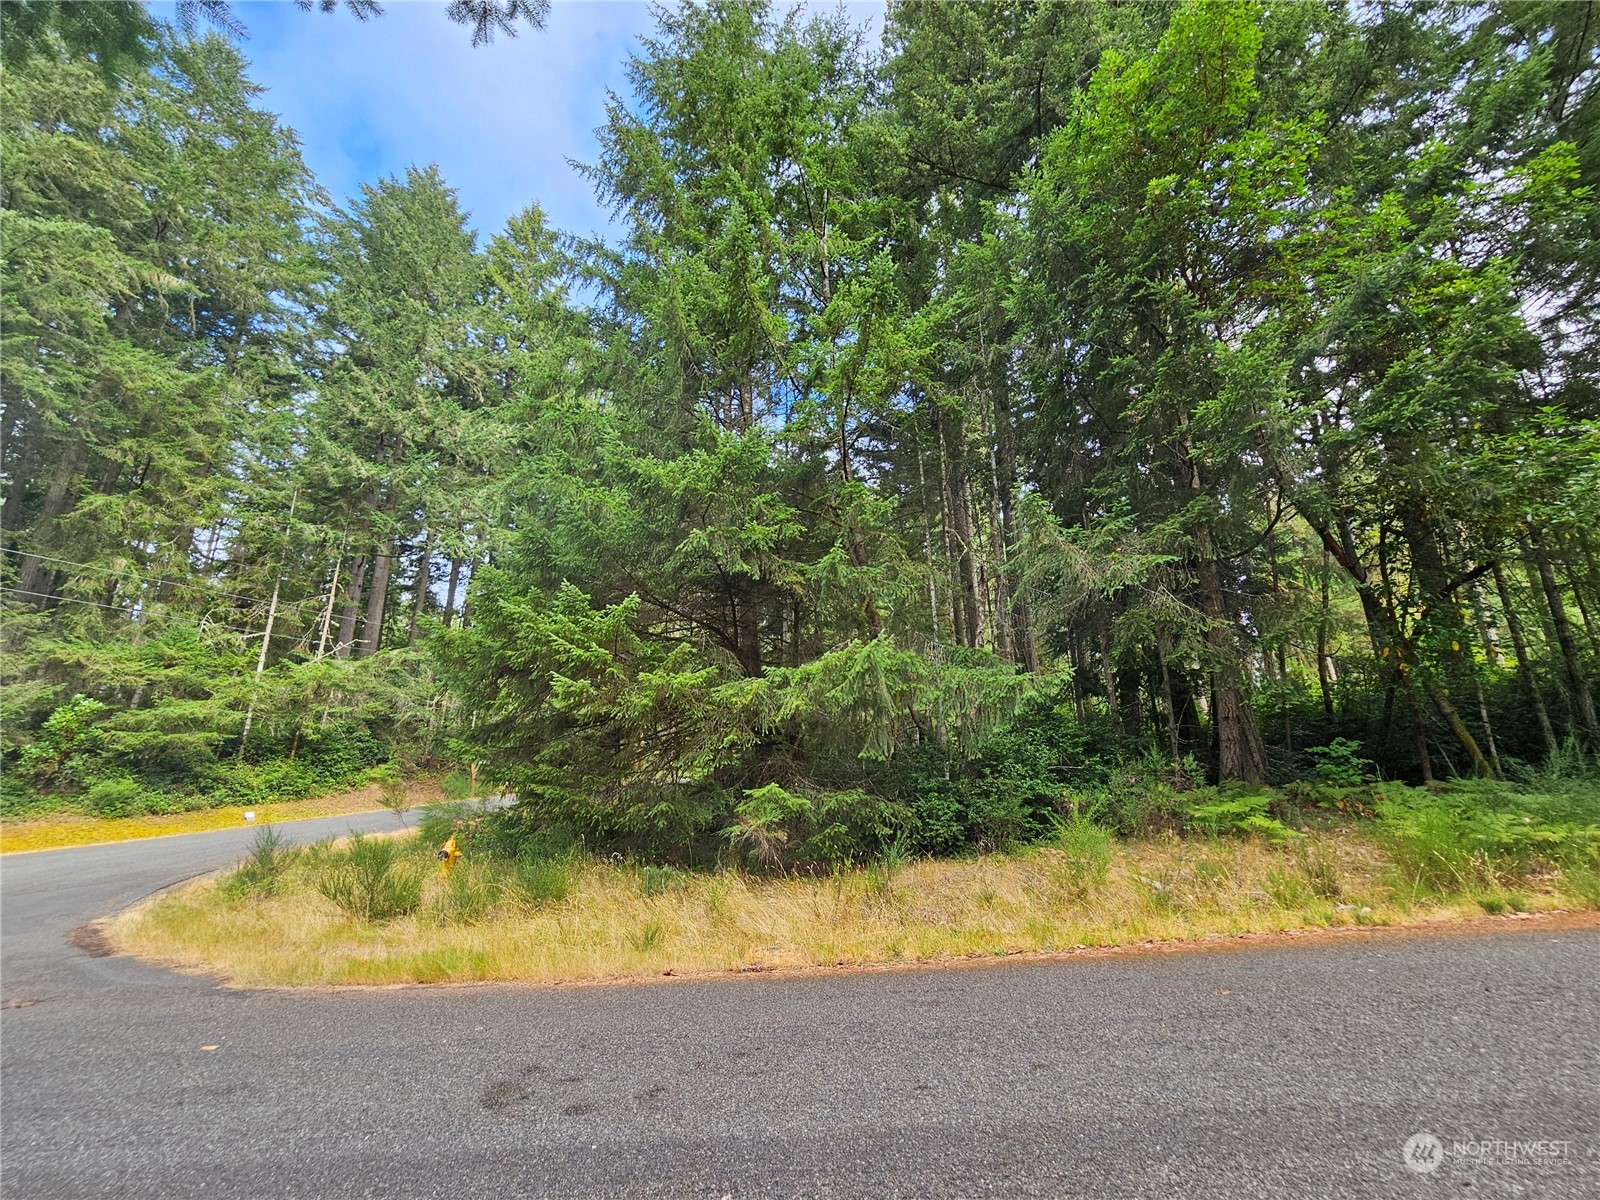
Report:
0,780,446,855
108,828,1590,989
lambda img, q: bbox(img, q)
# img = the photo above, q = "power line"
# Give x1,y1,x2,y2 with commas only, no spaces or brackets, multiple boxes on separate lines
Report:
0,587,278,638
0,546,332,615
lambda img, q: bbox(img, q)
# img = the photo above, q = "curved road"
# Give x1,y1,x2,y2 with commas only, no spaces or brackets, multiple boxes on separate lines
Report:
2,816,1596,1199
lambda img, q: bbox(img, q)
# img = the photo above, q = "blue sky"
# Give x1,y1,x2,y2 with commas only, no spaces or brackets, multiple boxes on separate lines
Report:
184,1,883,244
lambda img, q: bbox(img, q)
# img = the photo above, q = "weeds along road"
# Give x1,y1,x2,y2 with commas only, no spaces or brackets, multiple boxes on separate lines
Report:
2,820,1597,1200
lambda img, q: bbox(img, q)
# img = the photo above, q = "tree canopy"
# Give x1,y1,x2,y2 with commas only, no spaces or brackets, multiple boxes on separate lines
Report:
4,0,1598,860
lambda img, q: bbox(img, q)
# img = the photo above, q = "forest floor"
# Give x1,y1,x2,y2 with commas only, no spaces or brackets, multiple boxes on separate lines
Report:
0,779,450,855
108,824,1598,988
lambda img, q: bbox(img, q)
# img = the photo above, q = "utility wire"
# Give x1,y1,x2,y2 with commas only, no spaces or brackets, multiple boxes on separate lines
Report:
0,587,283,638
0,546,332,615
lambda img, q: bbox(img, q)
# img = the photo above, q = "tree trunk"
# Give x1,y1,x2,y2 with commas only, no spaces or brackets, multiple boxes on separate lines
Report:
315,560,341,661
955,475,984,648
1405,687,1433,783
939,408,982,648
1474,673,1503,780
15,438,84,602
1528,537,1600,750
238,572,283,762
442,557,463,628
1492,562,1558,755
1157,635,1182,762
1195,546,1269,783
335,553,368,660
913,428,942,639
990,378,1035,670
1098,623,1124,739
358,539,394,657
407,535,432,648
1317,546,1335,718
1300,504,1490,776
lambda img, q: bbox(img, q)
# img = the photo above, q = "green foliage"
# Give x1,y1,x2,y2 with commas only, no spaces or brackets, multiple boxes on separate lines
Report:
1180,791,1299,841
7,0,1600,860
510,857,572,905
81,777,147,818
221,825,292,900
433,863,498,925
16,695,108,789
1373,782,1600,895
1045,812,1113,897
1054,751,1196,838
315,834,422,922
1306,739,1376,786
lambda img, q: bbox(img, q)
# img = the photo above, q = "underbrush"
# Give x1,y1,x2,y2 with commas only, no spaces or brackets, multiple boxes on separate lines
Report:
110,793,1598,988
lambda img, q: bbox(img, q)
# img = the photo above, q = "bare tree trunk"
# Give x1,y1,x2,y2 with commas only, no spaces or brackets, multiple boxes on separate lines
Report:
358,540,394,658
1405,687,1433,782
1157,634,1181,762
1069,635,1086,723
16,439,84,602
1492,562,1558,755
1528,537,1600,750
238,572,282,762
335,552,367,660
1303,509,1491,776
937,408,978,646
913,428,941,639
459,558,478,628
1565,559,1600,658
1195,546,1269,783
990,378,1035,670
983,441,1013,658
1098,623,1124,739
955,473,984,648
407,535,432,648
1474,673,1503,779
1317,547,1335,718
442,557,463,627
315,559,340,661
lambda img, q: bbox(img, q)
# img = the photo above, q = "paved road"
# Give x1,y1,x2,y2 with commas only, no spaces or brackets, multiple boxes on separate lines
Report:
2,819,1596,1199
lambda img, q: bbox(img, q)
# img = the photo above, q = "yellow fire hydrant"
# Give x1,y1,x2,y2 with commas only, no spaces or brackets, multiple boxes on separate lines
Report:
437,835,461,875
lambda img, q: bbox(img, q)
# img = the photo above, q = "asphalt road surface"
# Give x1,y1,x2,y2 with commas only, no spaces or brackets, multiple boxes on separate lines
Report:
2,816,1597,1199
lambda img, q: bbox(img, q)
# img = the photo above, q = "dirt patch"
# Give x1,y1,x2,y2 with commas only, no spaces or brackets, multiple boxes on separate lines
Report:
66,922,115,958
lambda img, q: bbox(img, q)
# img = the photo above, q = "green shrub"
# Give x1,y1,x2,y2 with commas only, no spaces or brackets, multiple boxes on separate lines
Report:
433,862,497,925
1374,782,1598,896
17,695,109,789
1376,793,1481,893
1305,738,1376,785
1047,812,1113,897
1180,791,1297,840
222,825,292,900
316,834,422,921
82,777,147,818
